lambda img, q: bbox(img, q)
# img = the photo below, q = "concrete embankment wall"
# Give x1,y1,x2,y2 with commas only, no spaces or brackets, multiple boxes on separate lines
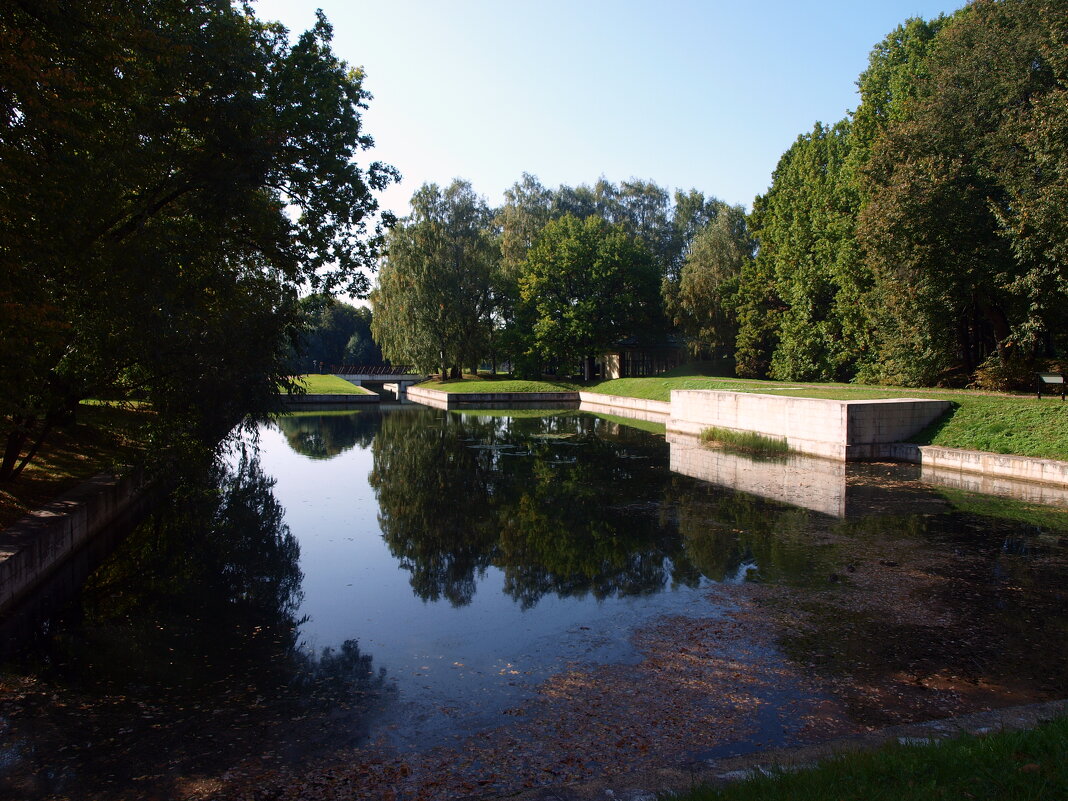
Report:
406,386,580,409
883,443,1068,492
668,390,951,461
0,473,153,613
578,392,670,423
282,392,380,405
406,384,1068,488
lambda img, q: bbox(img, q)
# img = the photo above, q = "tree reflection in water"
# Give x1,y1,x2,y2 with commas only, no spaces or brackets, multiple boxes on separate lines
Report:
370,411,703,609
0,447,389,801
274,410,378,460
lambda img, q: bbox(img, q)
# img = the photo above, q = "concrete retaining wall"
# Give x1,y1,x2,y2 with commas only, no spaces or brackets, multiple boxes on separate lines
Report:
668,390,950,461
578,392,670,422
406,385,1068,488
881,442,1068,492
407,386,579,409
0,473,151,612
282,392,380,405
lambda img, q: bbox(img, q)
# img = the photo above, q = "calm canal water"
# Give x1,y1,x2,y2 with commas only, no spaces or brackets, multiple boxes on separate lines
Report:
2,404,1067,800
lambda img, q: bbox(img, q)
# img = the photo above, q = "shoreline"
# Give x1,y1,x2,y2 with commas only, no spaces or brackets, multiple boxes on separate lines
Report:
408,387,1068,490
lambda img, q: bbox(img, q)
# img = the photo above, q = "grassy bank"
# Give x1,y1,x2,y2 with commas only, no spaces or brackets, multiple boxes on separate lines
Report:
292,374,377,395
672,716,1068,801
0,403,147,530
415,372,1068,461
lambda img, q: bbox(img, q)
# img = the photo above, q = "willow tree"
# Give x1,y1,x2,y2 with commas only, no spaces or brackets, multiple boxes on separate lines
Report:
371,180,497,377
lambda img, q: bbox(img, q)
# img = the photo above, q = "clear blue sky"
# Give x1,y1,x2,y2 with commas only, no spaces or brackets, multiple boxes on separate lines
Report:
253,0,965,216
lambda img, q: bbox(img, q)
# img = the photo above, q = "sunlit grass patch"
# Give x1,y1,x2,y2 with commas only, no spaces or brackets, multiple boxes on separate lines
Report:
292,374,375,395
583,370,1068,461
671,715,1068,801
419,378,579,393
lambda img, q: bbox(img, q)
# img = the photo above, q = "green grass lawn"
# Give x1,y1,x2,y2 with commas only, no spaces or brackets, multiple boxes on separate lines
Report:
672,716,1068,801
292,374,376,395
583,374,1068,461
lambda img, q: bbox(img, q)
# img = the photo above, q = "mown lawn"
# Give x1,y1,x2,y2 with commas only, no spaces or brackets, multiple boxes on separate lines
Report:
672,715,1068,801
292,374,376,394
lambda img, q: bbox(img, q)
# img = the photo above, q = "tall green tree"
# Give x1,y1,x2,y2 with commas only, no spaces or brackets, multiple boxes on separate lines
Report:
739,121,863,381
0,1,396,479
517,214,659,378
371,180,497,377
858,0,1068,385
293,295,381,371
733,13,949,382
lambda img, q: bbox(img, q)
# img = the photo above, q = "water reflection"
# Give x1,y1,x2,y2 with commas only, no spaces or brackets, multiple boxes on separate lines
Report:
275,410,378,460
5,406,1068,801
369,410,700,609
0,449,389,800
669,434,951,518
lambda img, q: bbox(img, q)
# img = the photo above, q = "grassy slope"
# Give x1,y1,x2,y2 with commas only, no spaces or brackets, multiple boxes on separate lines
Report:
293,374,376,395
0,403,147,530
674,715,1068,801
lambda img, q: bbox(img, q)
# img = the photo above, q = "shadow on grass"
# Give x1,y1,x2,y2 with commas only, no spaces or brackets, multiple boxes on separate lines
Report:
908,402,960,446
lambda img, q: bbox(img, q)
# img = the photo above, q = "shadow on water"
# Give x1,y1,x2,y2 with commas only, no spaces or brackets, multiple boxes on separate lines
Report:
0,448,391,801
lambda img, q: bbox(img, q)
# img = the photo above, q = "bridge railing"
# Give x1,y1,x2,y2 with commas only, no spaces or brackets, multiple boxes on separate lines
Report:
328,364,416,375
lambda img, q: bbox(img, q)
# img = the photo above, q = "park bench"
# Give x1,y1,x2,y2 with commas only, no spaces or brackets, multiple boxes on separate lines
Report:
1036,372,1066,400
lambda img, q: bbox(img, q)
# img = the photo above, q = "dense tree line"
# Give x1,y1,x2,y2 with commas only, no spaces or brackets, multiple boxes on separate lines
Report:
6,0,1060,487
0,1,396,479
292,295,383,373
371,176,748,377
740,0,1068,388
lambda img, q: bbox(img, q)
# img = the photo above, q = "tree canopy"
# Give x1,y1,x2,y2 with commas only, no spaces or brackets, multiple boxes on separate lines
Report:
0,0,396,479
517,214,659,378
736,0,1068,388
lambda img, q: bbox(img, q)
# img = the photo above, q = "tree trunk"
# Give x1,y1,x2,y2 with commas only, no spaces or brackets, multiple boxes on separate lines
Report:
0,427,28,482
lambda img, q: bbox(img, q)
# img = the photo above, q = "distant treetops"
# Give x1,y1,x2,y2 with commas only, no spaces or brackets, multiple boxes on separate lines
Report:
373,0,1068,391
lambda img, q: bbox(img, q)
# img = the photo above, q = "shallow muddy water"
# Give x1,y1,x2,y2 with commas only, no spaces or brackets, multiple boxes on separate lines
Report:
1,405,1067,800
